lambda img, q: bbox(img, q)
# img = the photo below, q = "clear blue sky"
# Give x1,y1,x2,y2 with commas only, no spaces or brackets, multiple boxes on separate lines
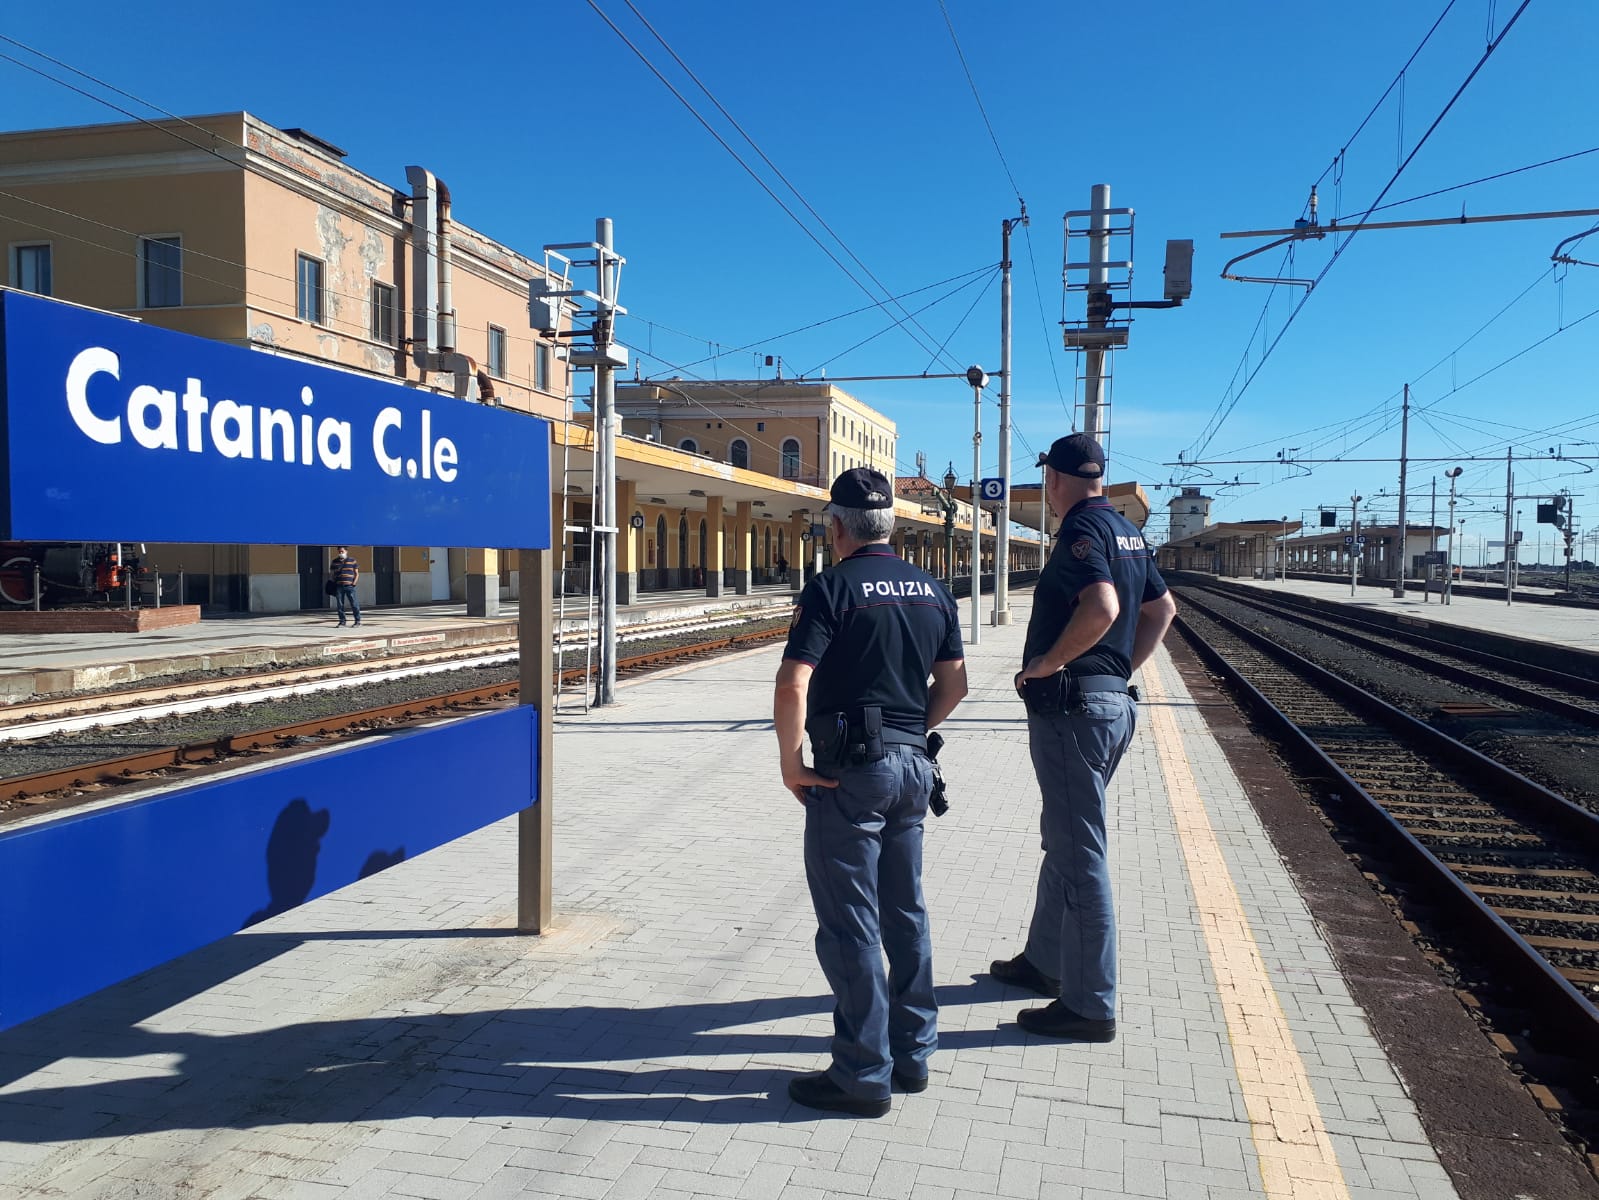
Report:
5,1,1599,561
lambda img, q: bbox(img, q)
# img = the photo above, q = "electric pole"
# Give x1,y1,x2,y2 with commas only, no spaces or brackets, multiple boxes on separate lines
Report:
1505,448,1515,606
1444,468,1462,605
995,213,1024,627
1392,384,1410,598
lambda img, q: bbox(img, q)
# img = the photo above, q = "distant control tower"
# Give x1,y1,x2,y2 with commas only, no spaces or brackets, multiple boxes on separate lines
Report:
1168,486,1212,542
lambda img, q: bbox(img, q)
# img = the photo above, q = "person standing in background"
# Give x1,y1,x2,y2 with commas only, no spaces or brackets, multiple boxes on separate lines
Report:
331,547,361,627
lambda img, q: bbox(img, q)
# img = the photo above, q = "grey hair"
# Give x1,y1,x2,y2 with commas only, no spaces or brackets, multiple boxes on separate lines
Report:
826,504,895,543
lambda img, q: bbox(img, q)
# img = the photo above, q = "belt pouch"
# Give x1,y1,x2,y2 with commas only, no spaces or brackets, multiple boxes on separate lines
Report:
806,711,848,768
857,706,885,761
1022,673,1066,715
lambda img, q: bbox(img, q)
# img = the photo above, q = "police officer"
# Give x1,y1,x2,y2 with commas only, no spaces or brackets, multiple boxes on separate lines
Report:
990,433,1176,1040
774,467,968,1116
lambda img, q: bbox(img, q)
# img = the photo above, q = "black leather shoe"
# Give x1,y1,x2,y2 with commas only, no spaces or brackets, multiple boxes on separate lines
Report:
787,1072,890,1117
1017,1000,1116,1042
988,953,1059,996
891,1068,928,1094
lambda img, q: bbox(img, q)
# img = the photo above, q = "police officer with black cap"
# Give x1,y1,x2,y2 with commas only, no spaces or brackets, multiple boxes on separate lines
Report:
990,433,1176,1041
774,467,968,1116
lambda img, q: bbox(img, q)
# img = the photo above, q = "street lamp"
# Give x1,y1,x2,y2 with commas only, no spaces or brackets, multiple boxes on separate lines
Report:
941,464,959,591
1443,468,1462,605
965,365,987,647
1515,508,1524,591
1350,494,1363,597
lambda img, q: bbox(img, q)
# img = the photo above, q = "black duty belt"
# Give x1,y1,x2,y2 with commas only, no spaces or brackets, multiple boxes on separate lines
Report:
1020,671,1130,715
807,705,925,768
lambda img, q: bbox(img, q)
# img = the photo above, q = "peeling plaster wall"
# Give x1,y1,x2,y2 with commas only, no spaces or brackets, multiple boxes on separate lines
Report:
234,115,571,414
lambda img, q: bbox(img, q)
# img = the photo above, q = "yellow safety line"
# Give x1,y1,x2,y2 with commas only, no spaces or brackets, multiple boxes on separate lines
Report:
1141,655,1352,1200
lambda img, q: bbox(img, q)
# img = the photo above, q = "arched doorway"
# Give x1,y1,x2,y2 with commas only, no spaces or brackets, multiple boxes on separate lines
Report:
763,529,772,583
698,518,708,588
655,515,668,589
677,517,689,588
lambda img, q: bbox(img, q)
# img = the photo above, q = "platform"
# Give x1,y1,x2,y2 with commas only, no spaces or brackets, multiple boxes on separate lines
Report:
1209,576,1599,657
0,585,799,703
3,595,1572,1199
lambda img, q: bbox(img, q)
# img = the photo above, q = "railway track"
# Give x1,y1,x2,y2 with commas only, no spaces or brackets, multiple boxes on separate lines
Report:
0,608,786,737
1190,584,1599,727
0,623,789,816
1173,589,1599,1069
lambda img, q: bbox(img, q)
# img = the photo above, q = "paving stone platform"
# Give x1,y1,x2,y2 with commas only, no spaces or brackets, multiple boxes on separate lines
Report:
0,598,1461,1199
1217,576,1599,656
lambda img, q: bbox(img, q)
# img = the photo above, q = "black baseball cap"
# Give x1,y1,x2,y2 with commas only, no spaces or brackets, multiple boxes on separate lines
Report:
1037,433,1106,479
828,466,895,509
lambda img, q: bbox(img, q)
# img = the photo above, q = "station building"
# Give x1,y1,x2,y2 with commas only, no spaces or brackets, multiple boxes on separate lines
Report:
2,111,1050,616
0,111,568,613
598,380,1039,599
1159,519,1451,580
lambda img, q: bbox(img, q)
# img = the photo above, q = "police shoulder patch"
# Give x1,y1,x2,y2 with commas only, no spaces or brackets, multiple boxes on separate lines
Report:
1070,538,1092,560
789,604,803,631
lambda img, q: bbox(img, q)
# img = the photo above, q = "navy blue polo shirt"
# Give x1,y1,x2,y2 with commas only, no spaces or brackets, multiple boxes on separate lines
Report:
784,544,964,737
1023,496,1168,679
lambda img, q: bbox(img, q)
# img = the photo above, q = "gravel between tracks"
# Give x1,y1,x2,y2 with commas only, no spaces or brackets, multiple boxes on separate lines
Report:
1178,587,1599,816
1,616,790,791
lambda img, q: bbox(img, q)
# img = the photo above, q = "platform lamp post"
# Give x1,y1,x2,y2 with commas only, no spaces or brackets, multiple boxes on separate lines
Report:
941,463,959,591
966,365,987,646
1280,515,1289,582
1443,468,1463,605
1350,494,1362,597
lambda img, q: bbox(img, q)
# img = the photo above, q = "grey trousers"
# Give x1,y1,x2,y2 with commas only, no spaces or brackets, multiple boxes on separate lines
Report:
803,746,937,1099
1023,691,1137,1021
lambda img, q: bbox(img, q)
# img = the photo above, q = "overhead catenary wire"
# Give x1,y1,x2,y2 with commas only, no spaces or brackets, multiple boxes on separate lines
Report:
918,270,1000,377
1180,282,1599,512
1182,0,1535,469
934,2,1072,424
1305,0,1461,200
799,268,999,379
936,0,1023,208
627,263,999,378
1022,222,1071,421
1208,263,1556,471
1330,146,1599,222
589,0,966,376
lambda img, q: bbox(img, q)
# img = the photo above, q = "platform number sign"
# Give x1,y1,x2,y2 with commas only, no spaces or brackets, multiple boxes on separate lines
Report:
978,477,1006,503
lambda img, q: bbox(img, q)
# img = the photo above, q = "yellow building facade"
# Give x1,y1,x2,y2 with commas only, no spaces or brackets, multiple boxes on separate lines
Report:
1,112,567,612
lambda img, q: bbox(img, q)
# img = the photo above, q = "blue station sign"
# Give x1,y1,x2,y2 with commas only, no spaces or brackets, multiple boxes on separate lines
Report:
0,291,550,548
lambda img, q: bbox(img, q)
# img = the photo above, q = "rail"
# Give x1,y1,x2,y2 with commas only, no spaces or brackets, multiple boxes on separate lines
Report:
2,626,791,813
1173,588,1599,1068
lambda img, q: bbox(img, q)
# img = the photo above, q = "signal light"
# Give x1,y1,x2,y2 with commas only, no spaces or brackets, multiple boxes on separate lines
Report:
1537,497,1568,530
